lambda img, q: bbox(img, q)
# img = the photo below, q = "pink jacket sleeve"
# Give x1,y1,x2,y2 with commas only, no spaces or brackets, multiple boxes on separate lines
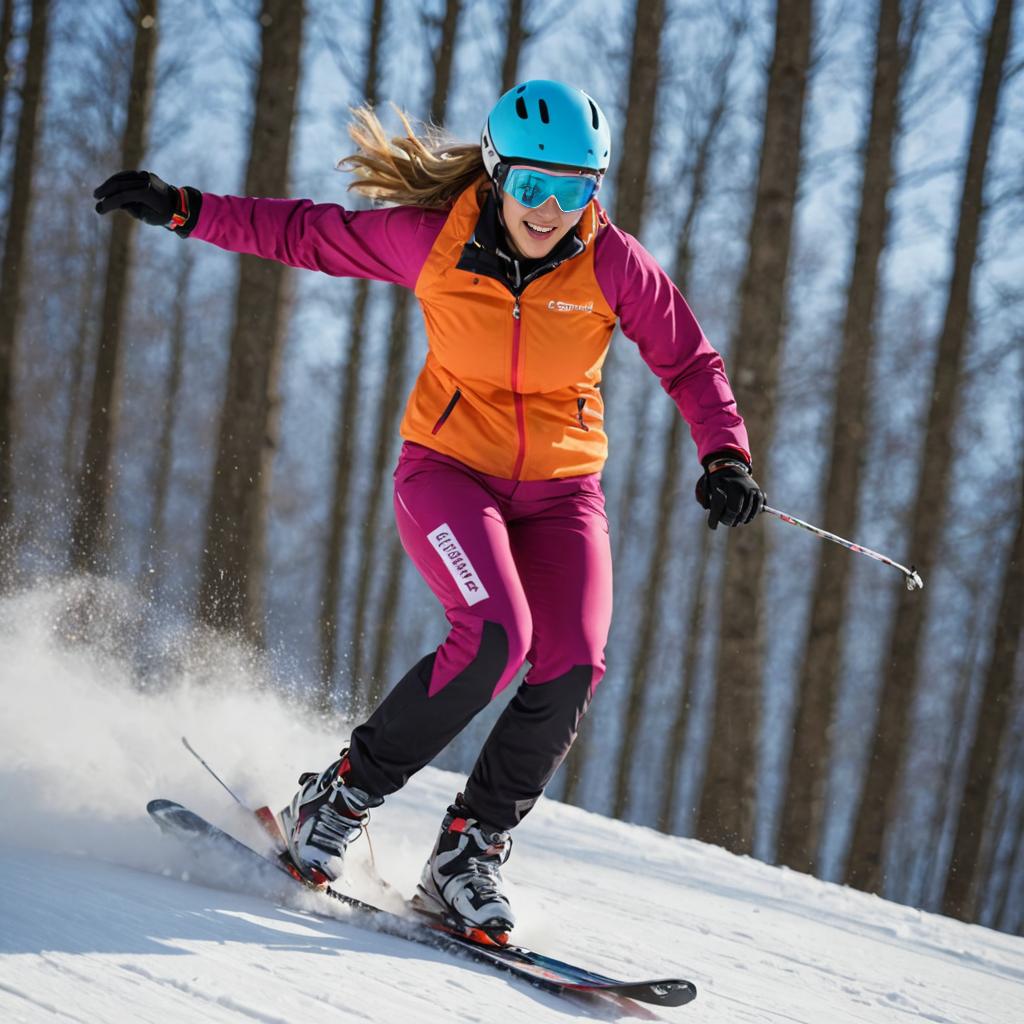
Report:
593,221,751,465
190,193,446,289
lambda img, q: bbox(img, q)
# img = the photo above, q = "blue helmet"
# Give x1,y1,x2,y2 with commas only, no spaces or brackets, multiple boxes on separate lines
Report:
481,80,611,179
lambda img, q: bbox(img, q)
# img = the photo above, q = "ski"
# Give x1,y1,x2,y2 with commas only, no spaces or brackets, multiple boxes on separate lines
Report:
147,798,697,1011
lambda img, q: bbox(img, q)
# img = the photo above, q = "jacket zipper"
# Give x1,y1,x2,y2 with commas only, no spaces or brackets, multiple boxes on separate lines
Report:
461,241,587,481
431,388,462,435
511,297,526,479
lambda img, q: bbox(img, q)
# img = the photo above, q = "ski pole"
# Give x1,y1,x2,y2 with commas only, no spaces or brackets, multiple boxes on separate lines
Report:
762,505,924,591
182,736,247,806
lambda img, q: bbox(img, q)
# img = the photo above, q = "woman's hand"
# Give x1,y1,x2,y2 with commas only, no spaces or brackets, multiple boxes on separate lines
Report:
93,170,200,234
695,453,765,530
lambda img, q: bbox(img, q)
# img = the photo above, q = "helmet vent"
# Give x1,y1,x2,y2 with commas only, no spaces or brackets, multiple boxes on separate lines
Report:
538,98,550,123
515,97,529,119
588,99,600,130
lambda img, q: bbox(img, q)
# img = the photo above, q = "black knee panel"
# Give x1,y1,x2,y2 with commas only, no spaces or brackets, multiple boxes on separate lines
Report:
464,665,595,830
347,621,511,796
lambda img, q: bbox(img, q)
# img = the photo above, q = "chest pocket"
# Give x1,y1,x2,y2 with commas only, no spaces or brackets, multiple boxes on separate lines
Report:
419,270,515,386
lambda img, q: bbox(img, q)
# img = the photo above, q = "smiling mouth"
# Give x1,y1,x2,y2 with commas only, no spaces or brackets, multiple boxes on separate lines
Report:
525,222,556,236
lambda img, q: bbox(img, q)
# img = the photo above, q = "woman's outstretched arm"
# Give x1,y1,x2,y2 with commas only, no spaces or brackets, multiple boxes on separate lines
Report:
94,170,445,289
192,192,444,288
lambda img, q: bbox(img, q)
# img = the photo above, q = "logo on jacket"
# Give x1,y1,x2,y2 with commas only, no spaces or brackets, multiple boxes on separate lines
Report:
429,525,489,606
547,299,594,313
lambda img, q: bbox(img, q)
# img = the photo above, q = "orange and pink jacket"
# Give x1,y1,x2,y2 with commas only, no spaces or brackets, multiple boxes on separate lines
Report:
192,181,750,480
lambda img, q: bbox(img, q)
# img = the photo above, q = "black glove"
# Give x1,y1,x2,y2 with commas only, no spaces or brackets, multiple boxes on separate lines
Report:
93,170,202,235
695,451,765,530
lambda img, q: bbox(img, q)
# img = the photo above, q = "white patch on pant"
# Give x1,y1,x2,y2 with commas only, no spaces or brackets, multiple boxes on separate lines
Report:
428,524,489,606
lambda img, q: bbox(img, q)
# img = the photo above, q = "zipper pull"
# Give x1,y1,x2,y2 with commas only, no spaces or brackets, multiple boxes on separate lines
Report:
513,298,521,320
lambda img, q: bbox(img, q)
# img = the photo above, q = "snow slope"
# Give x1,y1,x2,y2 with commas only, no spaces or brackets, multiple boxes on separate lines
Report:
1,583,1022,1023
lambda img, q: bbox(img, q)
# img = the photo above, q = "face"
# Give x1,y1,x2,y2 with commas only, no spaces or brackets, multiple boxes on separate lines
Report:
500,168,588,259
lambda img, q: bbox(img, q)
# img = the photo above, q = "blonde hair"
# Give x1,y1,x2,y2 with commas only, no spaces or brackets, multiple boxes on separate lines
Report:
339,104,486,209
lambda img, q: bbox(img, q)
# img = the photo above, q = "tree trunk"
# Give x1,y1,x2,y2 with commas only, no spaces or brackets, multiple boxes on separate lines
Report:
142,245,193,596
1005,843,1024,935
611,35,734,817
197,0,305,644
600,0,665,425
69,0,158,572
777,0,906,875
0,0,15,156
612,411,681,819
845,0,1014,894
918,571,988,908
500,0,528,93
369,533,407,694
612,0,665,239
0,0,51,559
995,780,1024,933
598,0,668,805
658,525,712,833
942,475,1023,920
695,0,814,855
611,396,656,557
349,0,461,701
428,0,461,126
316,0,387,713
972,719,1022,930
63,232,100,487
350,288,412,701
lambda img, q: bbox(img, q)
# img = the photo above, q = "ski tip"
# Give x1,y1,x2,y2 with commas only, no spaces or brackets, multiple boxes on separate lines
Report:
658,979,697,1007
584,978,696,1008
648,979,697,1007
147,798,194,837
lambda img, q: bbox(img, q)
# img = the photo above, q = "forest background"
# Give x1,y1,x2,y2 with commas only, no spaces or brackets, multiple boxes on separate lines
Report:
0,0,1020,936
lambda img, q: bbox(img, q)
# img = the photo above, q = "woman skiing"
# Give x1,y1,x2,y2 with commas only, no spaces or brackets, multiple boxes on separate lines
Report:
95,79,764,944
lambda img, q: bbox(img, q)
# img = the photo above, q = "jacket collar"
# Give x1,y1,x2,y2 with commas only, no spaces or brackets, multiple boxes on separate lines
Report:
455,184,592,294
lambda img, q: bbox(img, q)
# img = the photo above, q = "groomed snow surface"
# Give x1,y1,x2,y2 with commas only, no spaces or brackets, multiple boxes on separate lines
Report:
1,583,1021,1023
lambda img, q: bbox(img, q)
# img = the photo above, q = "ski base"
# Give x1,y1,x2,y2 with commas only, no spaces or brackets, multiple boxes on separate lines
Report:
147,798,697,1010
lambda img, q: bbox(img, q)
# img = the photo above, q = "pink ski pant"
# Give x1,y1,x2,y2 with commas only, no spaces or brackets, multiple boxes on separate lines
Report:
346,442,613,829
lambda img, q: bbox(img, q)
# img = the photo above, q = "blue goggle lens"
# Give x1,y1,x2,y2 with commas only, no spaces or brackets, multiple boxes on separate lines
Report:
503,167,599,213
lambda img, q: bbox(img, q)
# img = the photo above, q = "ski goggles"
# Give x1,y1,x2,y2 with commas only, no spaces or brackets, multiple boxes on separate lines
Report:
501,165,600,213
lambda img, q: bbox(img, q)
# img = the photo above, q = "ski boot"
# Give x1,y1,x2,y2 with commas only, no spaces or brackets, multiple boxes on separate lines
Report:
279,752,382,887
413,796,515,945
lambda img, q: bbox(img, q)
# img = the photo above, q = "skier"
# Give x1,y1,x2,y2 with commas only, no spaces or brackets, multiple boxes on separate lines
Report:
95,79,764,944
